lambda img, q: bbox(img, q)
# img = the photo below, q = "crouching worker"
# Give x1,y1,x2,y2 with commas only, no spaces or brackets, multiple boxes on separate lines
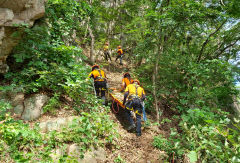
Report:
123,79,146,136
88,65,108,105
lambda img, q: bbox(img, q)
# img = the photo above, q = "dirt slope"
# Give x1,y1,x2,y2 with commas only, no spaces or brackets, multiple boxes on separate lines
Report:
91,53,166,162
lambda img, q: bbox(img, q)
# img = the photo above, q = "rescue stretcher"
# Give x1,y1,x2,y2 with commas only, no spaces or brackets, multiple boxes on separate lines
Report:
108,88,147,119
108,88,125,114
109,91,124,107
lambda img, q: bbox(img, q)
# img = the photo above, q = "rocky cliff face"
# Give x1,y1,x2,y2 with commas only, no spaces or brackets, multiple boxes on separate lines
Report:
0,0,45,74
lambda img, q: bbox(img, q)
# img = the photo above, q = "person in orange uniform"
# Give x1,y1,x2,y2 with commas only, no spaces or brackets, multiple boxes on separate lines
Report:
121,72,133,91
115,45,123,65
123,79,146,136
103,42,111,61
88,65,108,104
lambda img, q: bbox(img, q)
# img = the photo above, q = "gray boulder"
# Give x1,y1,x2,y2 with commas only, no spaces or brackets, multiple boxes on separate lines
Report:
11,92,24,115
21,94,49,121
39,116,78,132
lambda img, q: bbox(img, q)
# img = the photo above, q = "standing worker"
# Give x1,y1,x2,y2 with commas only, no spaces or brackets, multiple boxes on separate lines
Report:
121,72,133,91
123,79,146,136
103,42,111,61
115,45,123,65
88,65,108,105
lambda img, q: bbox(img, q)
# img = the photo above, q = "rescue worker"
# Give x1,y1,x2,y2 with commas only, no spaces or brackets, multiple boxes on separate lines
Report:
123,79,146,136
88,65,107,105
115,45,123,65
103,42,111,61
121,72,133,91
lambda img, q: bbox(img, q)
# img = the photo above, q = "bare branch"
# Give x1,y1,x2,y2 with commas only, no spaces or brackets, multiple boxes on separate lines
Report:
197,20,227,62
220,0,225,6
215,39,239,58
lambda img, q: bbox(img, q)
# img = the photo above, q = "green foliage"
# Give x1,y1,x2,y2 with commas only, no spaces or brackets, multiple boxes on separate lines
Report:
0,107,116,162
129,0,240,161
179,109,240,162
114,154,126,163
0,117,51,162
153,135,174,155
187,151,198,163
4,0,92,109
154,108,240,162
0,100,11,121
5,0,90,94
43,93,61,114
51,109,117,156
1,0,117,162
160,118,172,124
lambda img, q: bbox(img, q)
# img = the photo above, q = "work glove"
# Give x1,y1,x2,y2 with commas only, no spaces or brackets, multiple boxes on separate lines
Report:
130,111,134,117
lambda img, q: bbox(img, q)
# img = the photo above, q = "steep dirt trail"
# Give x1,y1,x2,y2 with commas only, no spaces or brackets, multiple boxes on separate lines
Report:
86,51,166,162
105,69,165,163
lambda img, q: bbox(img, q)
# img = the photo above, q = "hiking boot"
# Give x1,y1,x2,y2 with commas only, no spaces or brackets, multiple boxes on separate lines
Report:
136,133,141,137
101,96,106,105
127,124,136,131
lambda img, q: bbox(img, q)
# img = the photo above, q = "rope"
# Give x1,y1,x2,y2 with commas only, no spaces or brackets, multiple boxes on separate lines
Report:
112,100,119,113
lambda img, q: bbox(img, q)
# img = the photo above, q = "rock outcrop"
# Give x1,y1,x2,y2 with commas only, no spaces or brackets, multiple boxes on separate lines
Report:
0,91,49,121
0,0,45,74
39,116,77,133
21,94,49,121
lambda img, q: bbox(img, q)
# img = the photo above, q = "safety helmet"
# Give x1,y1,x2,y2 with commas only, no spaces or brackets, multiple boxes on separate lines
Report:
133,79,140,85
118,45,121,49
92,64,99,71
123,72,131,78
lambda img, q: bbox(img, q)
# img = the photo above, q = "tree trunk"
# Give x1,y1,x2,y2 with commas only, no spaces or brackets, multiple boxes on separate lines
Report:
88,24,95,63
87,0,95,63
153,45,162,122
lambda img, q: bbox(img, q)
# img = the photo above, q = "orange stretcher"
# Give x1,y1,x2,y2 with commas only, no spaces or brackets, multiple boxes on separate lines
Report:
108,90,143,116
109,92,125,108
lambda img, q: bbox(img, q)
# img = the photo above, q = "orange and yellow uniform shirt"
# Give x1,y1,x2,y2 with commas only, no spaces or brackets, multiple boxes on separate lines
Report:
122,77,133,88
103,45,109,51
88,69,106,81
125,83,145,99
117,48,123,55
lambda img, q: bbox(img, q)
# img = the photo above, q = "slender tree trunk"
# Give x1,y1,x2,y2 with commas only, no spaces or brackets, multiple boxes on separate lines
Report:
153,45,162,122
152,70,159,122
88,25,95,63
87,0,95,63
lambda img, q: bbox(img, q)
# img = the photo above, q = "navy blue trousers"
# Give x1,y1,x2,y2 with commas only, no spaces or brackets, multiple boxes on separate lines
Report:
125,98,143,134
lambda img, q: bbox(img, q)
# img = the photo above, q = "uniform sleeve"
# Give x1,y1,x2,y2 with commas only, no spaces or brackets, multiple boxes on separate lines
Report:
142,88,146,101
88,72,93,79
102,70,106,78
122,78,125,86
124,85,129,92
